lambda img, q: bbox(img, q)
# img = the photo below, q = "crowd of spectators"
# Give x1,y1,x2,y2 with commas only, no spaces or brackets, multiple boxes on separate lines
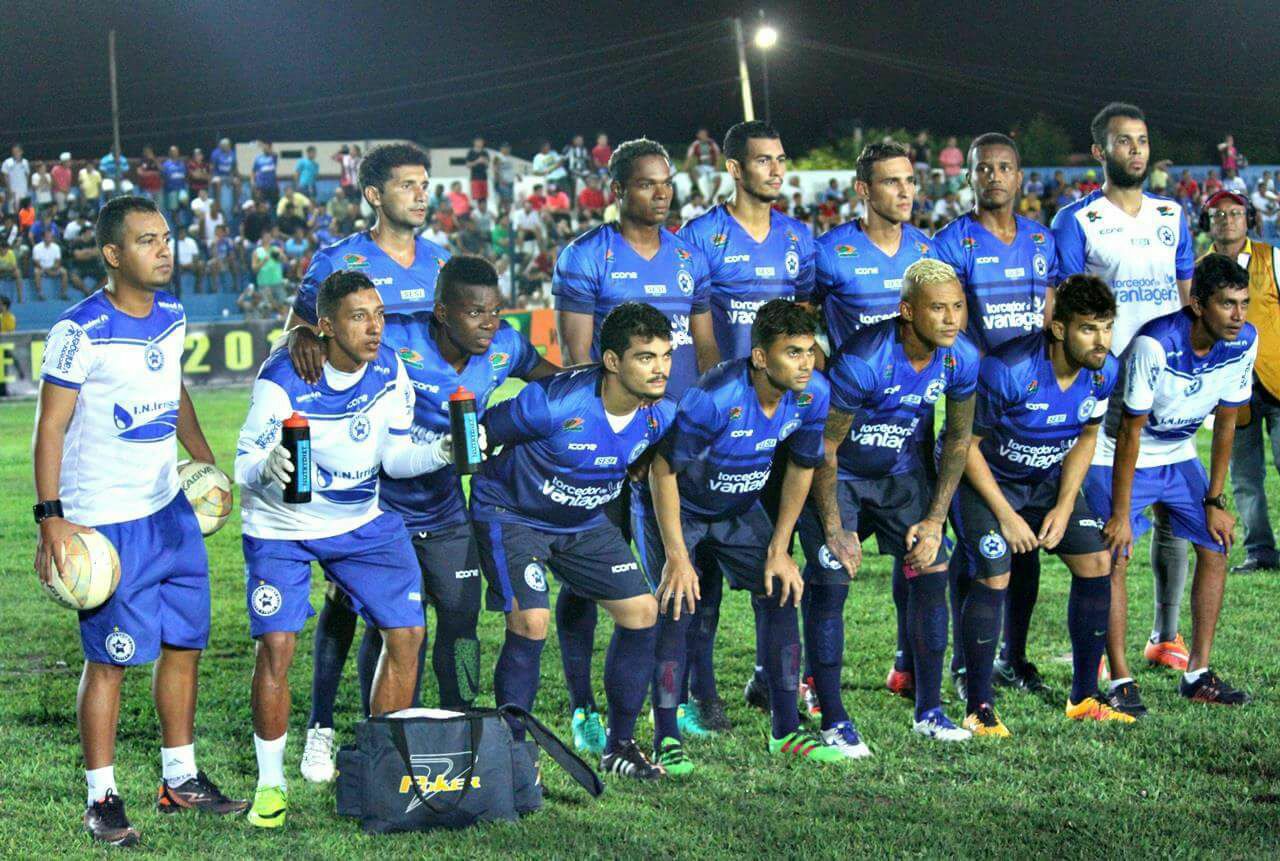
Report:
1,128,1275,325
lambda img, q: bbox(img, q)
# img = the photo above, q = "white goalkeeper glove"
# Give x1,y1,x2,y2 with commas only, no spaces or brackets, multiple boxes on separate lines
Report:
260,444,295,489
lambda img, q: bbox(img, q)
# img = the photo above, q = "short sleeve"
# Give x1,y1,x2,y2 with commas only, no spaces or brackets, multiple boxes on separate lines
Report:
826,350,878,414
794,229,816,302
506,325,543,380
1041,230,1060,284
1050,207,1087,281
946,342,980,400
931,224,965,282
40,320,94,390
688,247,712,314
484,377,555,446
1220,337,1257,408
973,358,1018,438
786,376,830,468
813,239,836,305
1122,335,1165,415
662,386,722,473
550,241,600,315
293,251,336,325
1175,211,1195,281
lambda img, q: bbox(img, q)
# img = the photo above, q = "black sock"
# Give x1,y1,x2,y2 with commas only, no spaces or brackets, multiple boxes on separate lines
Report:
948,553,971,675
494,630,546,740
893,559,915,672
432,604,480,710
653,611,693,746
803,582,850,729
555,589,598,712
1000,553,1040,666
755,596,802,739
752,599,769,686
961,580,1005,713
687,568,722,702
605,624,657,754
308,594,357,728
356,624,381,718
1068,574,1111,703
908,570,949,720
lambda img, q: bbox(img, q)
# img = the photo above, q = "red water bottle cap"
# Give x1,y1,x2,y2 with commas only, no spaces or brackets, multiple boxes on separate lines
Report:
449,385,476,402
283,411,309,428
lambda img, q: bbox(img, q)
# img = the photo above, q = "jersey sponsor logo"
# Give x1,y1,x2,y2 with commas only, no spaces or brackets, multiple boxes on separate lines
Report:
455,568,481,579
562,417,585,432
1099,226,1123,235
644,283,667,296
1004,267,1025,279
349,413,371,441
53,325,84,371
104,629,136,663
671,313,692,347
1026,401,1048,411
675,248,692,261
1026,378,1040,394
610,561,638,573
780,418,800,439
1033,253,1048,277
727,296,790,325
963,237,978,250
729,406,743,420
1077,516,1104,529
755,437,778,451
489,352,510,370
113,401,180,442
1112,278,1178,306
854,266,879,275
567,442,597,451
996,437,1071,470
341,253,368,269
755,266,776,277
1085,210,1102,223
1156,205,1176,217
370,276,394,286
851,420,914,450
1029,232,1046,245
785,250,800,278
251,583,284,617
1078,396,1097,422
710,467,771,494
629,440,650,462
787,230,799,244
915,242,929,255
398,347,425,370
975,256,999,264
712,233,728,248
1157,225,1176,247
677,269,695,295
943,354,957,371
593,455,618,466
979,531,1007,559
144,343,164,371
647,413,660,432
540,475,621,508
400,288,427,302
1130,238,1151,248
524,562,548,592
835,244,857,257
817,544,843,570
730,428,753,438
611,271,638,279
797,392,813,408
604,248,615,263
1047,413,1067,425
725,253,750,263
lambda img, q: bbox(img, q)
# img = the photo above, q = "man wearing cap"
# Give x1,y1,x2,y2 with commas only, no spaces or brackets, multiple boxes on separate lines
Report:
1205,190,1280,573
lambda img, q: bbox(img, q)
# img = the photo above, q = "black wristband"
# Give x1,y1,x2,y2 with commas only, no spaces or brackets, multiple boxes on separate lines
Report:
33,499,64,523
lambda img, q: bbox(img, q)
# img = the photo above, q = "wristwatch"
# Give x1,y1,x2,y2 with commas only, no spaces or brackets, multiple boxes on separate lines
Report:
1202,493,1228,510
33,499,64,523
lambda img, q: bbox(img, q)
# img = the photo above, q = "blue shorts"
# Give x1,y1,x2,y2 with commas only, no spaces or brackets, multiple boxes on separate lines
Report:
243,511,424,637
475,519,649,612
1083,460,1224,553
80,492,209,666
632,500,777,595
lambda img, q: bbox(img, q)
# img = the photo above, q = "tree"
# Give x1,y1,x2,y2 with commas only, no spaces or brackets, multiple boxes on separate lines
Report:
1013,114,1072,166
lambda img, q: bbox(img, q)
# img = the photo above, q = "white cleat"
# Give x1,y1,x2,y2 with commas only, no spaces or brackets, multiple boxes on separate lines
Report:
912,708,972,742
820,720,873,759
300,724,336,783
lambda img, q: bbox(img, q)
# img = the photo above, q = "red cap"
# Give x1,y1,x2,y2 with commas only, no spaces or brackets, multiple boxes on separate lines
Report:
449,385,475,402
283,411,309,428
1204,190,1248,211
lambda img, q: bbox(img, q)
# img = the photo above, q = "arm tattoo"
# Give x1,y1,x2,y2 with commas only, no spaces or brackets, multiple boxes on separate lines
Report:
926,395,974,523
813,407,854,532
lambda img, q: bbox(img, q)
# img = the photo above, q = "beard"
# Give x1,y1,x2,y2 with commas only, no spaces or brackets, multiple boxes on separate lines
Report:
1103,151,1148,189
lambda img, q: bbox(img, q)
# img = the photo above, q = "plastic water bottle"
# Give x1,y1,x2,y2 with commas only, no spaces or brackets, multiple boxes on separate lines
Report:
282,412,312,503
448,386,482,475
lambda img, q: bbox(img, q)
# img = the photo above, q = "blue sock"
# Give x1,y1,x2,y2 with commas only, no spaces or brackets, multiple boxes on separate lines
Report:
555,589,598,712
357,623,380,718
687,568,722,701
893,559,914,672
1000,553,1040,666
800,586,814,678
653,611,693,746
755,596,801,739
604,624,657,754
752,600,768,685
908,570,949,719
308,594,357,728
803,581,850,729
494,631,545,740
1068,574,1111,703
961,580,1005,713
948,553,971,675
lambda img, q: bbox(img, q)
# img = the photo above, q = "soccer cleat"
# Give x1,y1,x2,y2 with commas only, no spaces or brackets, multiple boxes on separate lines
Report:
1106,680,1149,718
655,737,696,777
912,707,972,742
768,729,846,763
993,659,1050,695
962,703,1011,738
601,739,665,780
952,670,968,703
84,791,140,847
571,707,607,755
156,771,248,815
1231,556,1279,575
1144,634,1190,671
820,720,872,759
300,724,337,783
743,674,770,711
886,667,915,699
246,785,288,829
1179,668,1252,706
1065,693,1137,723
687,697,732,733
799,676,823,719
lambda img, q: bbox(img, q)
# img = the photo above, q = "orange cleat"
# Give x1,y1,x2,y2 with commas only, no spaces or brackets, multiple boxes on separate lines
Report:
1144,634,1190,671
886,667,914,699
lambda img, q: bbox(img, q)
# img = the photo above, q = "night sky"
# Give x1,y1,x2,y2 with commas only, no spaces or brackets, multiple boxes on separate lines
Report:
6,0,1278,161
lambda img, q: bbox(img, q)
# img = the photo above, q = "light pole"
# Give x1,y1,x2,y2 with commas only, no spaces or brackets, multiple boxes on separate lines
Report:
754,22,778,125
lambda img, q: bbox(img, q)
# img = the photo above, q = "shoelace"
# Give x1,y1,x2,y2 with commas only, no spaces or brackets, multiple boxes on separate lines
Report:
304,732,334,762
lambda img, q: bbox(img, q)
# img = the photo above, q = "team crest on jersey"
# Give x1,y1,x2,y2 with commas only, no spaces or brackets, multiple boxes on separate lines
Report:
943,354,957,371
677,270,695,296
1085,210,1101,223
797,392,813,408
779,419,800,439
962,237,978,249
144,343,164,371
835,244,857,258
1033,253,1048,277
436,257,447,269
105,629,136,663
675,248,692,261
629,439,650,463
342,253,369,270
1092,371,1106,388
729,406,743,420
817,545,843,570
349,413,371,441
604,248,615,263
924,378,946,404
1030,232,1046,245
712,233,728,248
647,412,660,431
979,531,1007,559
489,352,510,370
784,250,800,278
1078,395,1097,423
1156,205,1175,216
397,347,424,370
562,417,585,432
252,583,283,617
523,562,547,592
1157,225,1175,247
1185,376,1203,396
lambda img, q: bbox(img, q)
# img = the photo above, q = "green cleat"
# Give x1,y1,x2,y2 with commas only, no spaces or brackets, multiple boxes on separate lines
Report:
246,785,287,829
768,729,846,763
655,737,696,777
571,707,607,756
676,703,713,737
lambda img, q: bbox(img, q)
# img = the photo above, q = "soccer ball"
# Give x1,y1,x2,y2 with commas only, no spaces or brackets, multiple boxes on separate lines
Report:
179,460,233,536
43,531,121,611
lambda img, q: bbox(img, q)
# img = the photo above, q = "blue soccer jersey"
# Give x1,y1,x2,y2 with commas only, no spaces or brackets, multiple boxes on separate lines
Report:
679,204,815,360
210,147,235,177
973,331,1118,485
470,367,675,533
379,318,541,532
294,231,451,324
932,213,1058,354
660,358,829,519
826,317,979,480
814,219,933,349
551,222,710,397
252,153,277,189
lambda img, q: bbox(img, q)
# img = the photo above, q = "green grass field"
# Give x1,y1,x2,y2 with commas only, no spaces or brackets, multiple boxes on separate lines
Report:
2,384,1279,858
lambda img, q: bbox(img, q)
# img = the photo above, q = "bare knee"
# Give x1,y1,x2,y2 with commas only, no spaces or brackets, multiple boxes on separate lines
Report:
506,608,549,640
1068,552,1110,579
255,632,297,679
605,594,658,629
381,625,425,662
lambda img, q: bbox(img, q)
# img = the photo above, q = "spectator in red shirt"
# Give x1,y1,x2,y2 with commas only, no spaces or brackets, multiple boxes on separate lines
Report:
136,145,163,203
1176,169,1200,202
51,152,72,213
1218,134,1238,171
577,174,606,216
591,133,612,175
544,183,570,213
527,183,547,211
447,180,471,217
186,147,210,196
1078,169,1100,194
1203,169,1223,195
938,135,964,178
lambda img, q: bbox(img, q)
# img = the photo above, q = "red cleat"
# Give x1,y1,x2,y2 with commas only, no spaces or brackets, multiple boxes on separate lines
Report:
1145,634,1189,671
886,667,915,699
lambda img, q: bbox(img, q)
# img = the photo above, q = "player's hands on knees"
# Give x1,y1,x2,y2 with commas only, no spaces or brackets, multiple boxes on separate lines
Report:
1206,506,1236,551
998,511,1038,555
35,517,95,585
764,548,804,607
657,555,700,620
824,526,862,578
287,326,325,384
1102,514,1132,559
1037,504,1071,551
262,444,295,489
904,518,944,570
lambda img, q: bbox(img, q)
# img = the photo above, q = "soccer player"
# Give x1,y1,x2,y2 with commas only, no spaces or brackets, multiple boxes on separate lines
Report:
640,299,846,771
933,133,1059,700
814,140,934,700
1084,254,1257,713
472,303,675,779
679,120,816,721
34,196,244,847
1052,103,1197,702
238,270,462,827
800,258,978,743
552,137,716,752
953,274,1134,735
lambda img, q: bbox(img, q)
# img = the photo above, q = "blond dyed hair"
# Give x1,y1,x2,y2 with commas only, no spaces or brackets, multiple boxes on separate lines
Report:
901,258,959,301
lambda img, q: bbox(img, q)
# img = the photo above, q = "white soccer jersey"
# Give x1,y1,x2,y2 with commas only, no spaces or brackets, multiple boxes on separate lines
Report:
1093,309,1255,468
1051,189,1195,356
40,290,186,526
235,344,420,540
